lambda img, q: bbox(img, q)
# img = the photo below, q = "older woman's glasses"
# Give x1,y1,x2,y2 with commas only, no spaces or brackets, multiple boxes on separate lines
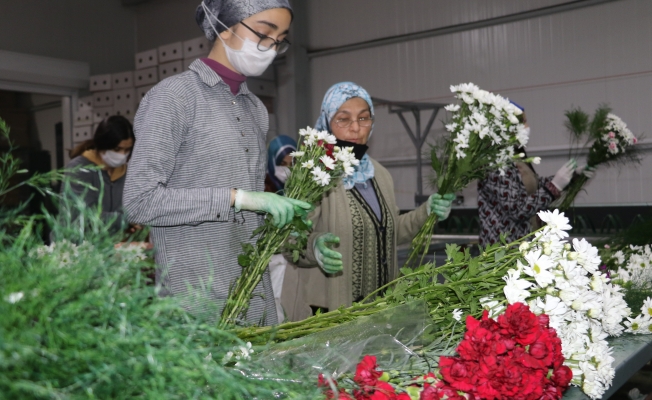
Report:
239,21,291,54
334,116,374,129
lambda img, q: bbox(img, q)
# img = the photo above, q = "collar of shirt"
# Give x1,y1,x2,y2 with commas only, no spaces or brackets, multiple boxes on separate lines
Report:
189,59,251,96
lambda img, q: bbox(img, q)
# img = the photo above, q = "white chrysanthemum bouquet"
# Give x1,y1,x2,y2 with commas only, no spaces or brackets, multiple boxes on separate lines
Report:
556,107,640,210
491,210,631,399
407,83,534,265
221,127,357,326
607,244,652,336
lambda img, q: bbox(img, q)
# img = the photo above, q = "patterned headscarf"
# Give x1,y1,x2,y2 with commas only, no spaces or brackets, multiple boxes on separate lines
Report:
314,82,375,190
196,0,293,41
267,135,296,192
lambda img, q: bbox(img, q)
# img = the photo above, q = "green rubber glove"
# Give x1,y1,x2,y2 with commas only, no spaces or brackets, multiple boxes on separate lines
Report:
314,233,343,274
235,190,312,228
427,193,456,221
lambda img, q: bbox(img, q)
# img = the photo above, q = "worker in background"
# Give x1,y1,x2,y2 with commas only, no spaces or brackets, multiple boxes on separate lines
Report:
123,0,310,325
477,104,593,246
265,135,297,322
62,115,135,235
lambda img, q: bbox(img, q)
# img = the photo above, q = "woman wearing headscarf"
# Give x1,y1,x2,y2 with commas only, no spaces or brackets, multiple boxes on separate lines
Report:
123,0,310,325
477,104,589,246
264,135,297,322
281,82,455,321
265,135,296,194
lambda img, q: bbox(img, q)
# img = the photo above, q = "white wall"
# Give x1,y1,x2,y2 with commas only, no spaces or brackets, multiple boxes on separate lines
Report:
132,0,205,52
293,0,652,209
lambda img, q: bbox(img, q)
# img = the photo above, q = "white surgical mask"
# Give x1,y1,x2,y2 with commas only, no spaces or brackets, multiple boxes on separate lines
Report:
201,2,277,77
274,166,291,183
101,150,129,168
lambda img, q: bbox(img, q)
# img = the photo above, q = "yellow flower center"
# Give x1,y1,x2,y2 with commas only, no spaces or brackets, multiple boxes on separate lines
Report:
534,263,541,274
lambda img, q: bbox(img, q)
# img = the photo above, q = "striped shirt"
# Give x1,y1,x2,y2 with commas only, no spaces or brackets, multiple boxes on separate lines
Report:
123,60,277,325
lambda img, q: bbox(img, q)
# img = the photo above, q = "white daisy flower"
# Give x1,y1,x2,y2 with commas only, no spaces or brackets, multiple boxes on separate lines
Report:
452,309,463,322
301,160,315,169
5,292,24,304
320,155,336,170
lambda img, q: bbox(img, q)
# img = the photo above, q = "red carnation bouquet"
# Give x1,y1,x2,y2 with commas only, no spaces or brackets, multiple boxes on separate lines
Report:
318,303,572,400
439,302,572,400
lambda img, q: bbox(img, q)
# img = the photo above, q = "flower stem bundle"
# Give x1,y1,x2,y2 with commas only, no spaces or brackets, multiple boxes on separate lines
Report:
220,127,357,327
406,83,530,267
556,107,640,211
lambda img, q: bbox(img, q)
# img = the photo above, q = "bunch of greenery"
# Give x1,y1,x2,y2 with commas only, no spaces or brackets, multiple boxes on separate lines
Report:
555,105,641,211
235,234,532,347
0,119,320,399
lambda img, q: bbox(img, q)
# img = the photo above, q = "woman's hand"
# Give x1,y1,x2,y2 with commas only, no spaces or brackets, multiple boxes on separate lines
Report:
234,190,312,228
314,233,343,274
551,159,577,190
126,224,143,234
427,193,456,221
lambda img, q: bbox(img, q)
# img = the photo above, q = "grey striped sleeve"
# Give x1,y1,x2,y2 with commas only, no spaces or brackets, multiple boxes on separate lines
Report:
123,83,232,227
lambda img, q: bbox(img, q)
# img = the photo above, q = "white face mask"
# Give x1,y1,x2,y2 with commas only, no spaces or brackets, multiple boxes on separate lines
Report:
101,150,129,168
274,166,291,183
201,2,277,77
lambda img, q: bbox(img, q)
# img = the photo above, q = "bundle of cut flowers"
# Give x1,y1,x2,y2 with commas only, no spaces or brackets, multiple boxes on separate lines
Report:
407,83,533,266
316,303,572,400
555,106,640,210
239,210,629,399
499,210,631,398
604,244,652,335
221,127,357,326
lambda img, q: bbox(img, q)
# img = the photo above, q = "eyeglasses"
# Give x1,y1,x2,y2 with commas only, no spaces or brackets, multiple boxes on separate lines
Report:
239,21,291,54
334,116,374,129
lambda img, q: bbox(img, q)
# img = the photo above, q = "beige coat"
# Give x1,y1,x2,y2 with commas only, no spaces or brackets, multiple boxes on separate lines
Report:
281,158,429,321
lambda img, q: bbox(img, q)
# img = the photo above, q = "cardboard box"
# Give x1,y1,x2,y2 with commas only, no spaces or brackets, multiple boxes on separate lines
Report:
111,71,134,89
89,74,112,92
135,49,158,70
73,125,93,142
92,91,113,108
77,96,93,111
134,67,158,87
158,60,183,81
93,107,114,124
183,36,211,59
136,84,156,104
74,109,93,127
158,42,183,63
114,105,136,122
112,88,136,108
183,58,197,71
247,78,276,98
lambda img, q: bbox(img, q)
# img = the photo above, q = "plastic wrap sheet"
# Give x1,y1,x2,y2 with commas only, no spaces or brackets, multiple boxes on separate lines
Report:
253,300,430,379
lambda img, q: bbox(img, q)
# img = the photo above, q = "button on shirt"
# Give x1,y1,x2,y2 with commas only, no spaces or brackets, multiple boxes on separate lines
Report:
123,60,276,325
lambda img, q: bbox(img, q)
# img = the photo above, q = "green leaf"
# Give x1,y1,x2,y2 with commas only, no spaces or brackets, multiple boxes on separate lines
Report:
399,267,413,276
445,244,461,261
431,148,442,175
238,255,251,267
292,250,300,263
494,250,506,263
468,258,479,276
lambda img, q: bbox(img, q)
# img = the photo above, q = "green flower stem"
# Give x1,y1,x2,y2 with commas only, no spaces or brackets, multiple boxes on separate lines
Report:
557,174,589,211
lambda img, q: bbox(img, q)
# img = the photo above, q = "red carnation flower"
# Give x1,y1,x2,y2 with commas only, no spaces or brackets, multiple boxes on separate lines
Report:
497,302,541,346
551,365,573,389
354,355,383,387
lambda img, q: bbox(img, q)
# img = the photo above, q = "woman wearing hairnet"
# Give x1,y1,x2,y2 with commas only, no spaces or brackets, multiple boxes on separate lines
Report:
123,0,310,325
281,82,455,321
